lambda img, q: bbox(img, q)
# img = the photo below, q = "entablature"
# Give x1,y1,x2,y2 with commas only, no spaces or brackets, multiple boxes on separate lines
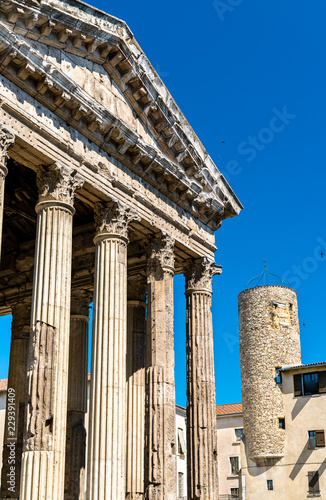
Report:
0,0,242,230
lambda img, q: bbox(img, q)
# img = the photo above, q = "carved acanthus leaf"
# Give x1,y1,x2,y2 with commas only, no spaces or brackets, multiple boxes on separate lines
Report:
184,257,222,291
0,123,15,173
94,200,140,239
145,232,175,278
36,163,84,207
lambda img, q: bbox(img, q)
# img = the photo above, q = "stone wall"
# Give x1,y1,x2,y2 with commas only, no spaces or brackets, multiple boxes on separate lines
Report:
238,286,301,462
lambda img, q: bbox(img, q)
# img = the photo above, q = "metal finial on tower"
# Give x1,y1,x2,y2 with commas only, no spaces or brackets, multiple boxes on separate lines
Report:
246,260,290,289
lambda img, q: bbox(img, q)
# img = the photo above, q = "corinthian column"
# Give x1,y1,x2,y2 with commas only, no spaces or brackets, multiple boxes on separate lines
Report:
144,233,176,500
0,124,14,261
20,164,84,500
0,298,31,499
87,201,139,500
64,290,90,500
184,258,221,500
126,273,146,500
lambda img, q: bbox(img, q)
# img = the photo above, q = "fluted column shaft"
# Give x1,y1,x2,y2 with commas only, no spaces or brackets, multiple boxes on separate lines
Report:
64,290,90,500
87,201,139,500
20,164,83,500
184,258,221,500
0,299,32,499
0,124,15,262
145,234,176,500
126,275,146,500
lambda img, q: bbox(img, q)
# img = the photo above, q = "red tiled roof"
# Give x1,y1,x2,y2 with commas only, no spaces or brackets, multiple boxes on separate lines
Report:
280,361,326,372
0,379,8,392
216,403,243,416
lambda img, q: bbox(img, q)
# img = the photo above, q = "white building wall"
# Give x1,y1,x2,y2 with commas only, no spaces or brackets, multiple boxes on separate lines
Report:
217,413,243,499
176,405,187,499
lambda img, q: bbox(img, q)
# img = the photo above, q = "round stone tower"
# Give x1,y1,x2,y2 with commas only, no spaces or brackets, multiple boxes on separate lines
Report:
238,285,301,464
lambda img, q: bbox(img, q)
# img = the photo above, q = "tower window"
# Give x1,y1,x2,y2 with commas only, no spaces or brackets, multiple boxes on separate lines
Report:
279,418,285,430
267,480,273,490
275,369,282,384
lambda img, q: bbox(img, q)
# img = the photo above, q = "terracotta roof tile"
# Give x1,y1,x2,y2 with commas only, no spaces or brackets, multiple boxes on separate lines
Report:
216,403,243,416
280,361,326,372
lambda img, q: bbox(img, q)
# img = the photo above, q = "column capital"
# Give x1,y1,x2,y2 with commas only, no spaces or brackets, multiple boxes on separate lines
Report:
94,200,140,243
145,232,175,279
71,288,91,317
0,123,15,176
36,163,84,212
184,257,222,293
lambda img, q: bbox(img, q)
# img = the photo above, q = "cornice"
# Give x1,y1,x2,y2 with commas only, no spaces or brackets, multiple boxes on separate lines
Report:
0,0,243,229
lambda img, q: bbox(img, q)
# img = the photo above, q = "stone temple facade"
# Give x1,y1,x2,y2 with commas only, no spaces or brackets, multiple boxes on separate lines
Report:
0,1,242,499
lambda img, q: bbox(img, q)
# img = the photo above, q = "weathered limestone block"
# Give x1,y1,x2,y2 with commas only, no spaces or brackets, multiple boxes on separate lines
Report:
184,258,221,500
126,274,147,500
0,299,31,499
20,164,83,500
0,123,14,262
238,286,301,463
65,289,90,500
87,201,139,500
145,233,177,500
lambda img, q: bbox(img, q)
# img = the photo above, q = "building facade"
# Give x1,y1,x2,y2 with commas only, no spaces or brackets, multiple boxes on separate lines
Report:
216,404,243,500
239,284,326,499
240,362,326,499
0,2,242,498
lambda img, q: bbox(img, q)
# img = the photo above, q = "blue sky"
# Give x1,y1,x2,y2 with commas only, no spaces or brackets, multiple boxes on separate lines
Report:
1,0,326,407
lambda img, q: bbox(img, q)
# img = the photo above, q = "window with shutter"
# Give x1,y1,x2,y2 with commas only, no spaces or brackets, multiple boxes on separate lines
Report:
316,430,325,447
308,431,317,449
230,456,240,475
294,374,302,396
177,428,186,457
267,480,273,491
303,373,319,395
308,471,320,494
318,370,326,394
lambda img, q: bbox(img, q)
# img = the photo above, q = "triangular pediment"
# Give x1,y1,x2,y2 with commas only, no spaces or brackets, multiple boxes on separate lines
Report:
0,0,242,229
